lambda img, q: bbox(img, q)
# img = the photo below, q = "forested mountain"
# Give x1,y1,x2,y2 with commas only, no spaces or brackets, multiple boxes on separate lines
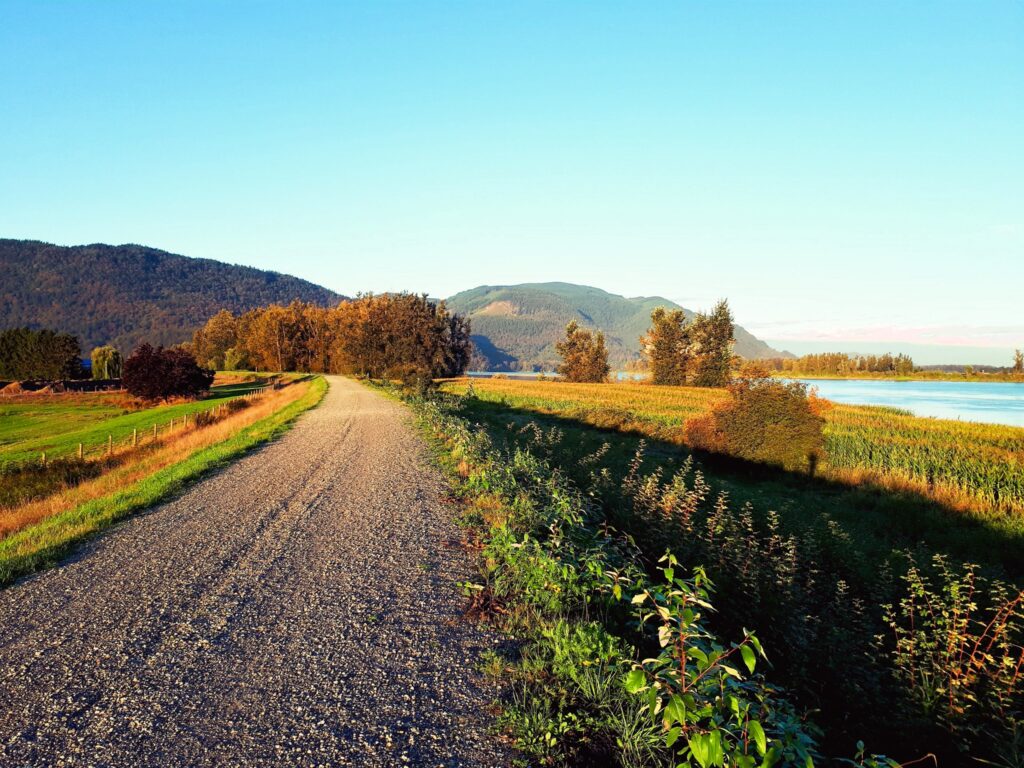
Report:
446,282,784,371
0,240,342,353
1,241,783,371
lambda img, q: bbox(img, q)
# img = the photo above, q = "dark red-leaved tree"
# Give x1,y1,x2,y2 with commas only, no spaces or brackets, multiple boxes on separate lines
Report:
122,344,214,400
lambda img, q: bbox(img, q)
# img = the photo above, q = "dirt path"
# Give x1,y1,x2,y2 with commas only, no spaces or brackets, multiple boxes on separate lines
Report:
0,377,509,767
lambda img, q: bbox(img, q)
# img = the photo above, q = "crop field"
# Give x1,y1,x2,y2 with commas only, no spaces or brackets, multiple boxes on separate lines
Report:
0,373,287,466
443,377,1024,522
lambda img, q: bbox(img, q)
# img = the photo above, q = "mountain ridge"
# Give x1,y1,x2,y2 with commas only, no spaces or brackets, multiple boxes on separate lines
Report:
1,240,784,369
0,239,343,353
446,281,784,370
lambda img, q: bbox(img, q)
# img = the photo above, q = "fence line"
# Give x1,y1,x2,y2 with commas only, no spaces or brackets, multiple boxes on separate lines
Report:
16,385,274,470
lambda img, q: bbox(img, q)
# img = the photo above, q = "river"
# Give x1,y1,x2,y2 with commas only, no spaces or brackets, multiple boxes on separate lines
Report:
790,379,1024,428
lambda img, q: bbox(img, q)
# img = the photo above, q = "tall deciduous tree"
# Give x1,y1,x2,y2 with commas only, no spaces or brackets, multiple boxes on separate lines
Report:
641,307,691,385
192,309,238,370
556,321,610,383
122,344,213,400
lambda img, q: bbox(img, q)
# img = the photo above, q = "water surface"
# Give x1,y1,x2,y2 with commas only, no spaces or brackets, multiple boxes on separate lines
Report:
790,378,1024,428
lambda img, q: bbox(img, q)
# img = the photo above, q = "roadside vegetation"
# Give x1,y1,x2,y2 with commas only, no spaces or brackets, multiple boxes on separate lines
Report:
1,373,281,466
393,378,1024,765
386,382,923,767
0,376,325,586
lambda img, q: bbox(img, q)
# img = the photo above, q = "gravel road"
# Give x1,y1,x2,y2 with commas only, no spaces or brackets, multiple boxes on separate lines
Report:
0,377,510,767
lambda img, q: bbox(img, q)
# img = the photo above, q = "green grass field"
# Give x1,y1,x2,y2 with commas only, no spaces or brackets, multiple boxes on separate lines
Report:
0,376,327,586
0,375,280,465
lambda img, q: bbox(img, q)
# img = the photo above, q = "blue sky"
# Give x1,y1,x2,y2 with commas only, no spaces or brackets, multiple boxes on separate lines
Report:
1,1,1021,364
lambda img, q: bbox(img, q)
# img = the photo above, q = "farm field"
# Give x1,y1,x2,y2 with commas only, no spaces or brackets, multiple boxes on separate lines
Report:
0,372,288,466
445,376,1024,526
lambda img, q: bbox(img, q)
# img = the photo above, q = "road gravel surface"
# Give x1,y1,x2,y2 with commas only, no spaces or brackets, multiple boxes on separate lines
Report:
0,377,509,767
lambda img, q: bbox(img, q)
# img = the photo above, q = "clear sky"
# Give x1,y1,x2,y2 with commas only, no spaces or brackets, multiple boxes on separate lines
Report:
1,2,1021,364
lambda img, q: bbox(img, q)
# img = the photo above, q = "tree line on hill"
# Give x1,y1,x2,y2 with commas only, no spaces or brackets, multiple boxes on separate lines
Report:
192,294,471,381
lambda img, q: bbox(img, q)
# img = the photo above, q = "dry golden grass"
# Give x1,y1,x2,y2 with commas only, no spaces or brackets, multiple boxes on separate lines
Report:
0,381,312,541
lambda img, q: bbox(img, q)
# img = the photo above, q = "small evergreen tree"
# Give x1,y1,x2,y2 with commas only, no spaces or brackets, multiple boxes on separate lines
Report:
691,299,735,388
0,327,83,380
556,321,610,383
1014,349,1023,374
641,307,691,385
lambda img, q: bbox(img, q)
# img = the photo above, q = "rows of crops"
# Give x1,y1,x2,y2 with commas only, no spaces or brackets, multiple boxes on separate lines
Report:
444,377,1024,517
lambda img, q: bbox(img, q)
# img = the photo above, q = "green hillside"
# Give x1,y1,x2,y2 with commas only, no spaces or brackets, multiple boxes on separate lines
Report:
0,240,343,354
446,282,783,371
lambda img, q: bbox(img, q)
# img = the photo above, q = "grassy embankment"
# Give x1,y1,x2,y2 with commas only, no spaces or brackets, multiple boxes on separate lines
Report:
434,377,1024,762
0,372,286,465
0,375,327,586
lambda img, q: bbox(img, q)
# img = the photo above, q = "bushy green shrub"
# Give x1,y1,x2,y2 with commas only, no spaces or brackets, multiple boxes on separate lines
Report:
686,375,825,472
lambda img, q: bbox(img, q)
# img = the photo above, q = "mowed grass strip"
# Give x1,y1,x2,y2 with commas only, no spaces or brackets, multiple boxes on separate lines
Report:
0,373,284,465
442,376,1024,523
0,376,327,586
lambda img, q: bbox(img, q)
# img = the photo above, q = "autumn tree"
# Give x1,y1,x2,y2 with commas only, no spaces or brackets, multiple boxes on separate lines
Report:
90,345,123,379
556,321,610,383
1014,349,1023,374
331,293,471,380
691,299,735,388
192,309,238,370
641,307,691,385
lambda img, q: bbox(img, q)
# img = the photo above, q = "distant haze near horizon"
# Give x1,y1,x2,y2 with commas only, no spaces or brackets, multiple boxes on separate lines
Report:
1,3,1020,352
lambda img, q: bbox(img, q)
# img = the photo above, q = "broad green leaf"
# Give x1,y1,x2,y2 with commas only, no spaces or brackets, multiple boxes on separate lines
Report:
748,720,767,756
740,644,756,674
664,694,687,726
624,668,647,694
688,733,712,768
665,726,682,748
631,592,649,605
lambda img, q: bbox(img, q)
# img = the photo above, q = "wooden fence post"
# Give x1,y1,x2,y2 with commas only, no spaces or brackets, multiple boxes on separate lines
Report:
78,443,83,460
41,452,46,465
133,428,138,447
107,435,112,455
153,423,157,439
